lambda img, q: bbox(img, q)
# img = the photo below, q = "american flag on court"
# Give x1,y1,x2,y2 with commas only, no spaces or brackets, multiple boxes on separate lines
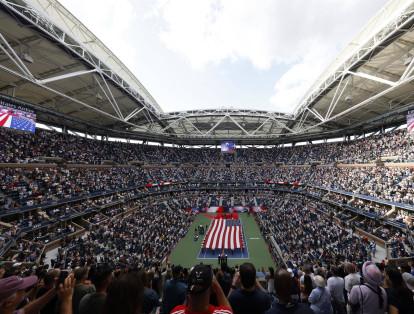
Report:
408,111,414,135
0,105,36,132
202,218,244,250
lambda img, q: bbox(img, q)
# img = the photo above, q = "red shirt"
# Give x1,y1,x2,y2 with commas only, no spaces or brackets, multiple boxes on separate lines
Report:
170,304,233,314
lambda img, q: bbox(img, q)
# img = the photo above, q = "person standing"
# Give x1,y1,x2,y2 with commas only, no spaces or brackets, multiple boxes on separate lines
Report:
228,263,272,314
265,269,314,314
170,264,233,314
161,266,187,314
309,276,333,314
348,261,387,314
327,267,346,314
384,265,414,314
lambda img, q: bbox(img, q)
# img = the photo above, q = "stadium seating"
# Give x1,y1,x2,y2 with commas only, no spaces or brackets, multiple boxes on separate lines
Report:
1,125,414,314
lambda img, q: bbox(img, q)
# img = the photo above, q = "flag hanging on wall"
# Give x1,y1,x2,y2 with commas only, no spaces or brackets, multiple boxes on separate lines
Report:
407,110,414,135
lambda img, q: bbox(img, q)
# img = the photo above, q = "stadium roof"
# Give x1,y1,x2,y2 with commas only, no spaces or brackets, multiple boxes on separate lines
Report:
1,0,414,145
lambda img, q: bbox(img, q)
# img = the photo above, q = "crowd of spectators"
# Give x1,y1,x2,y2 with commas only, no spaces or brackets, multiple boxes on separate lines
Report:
312,166,414,205
1,126,414,165
2,163,414,214
0,167,149,209
51,197,194,270
2,124,414,314
257,195,373,267
1,251,414,314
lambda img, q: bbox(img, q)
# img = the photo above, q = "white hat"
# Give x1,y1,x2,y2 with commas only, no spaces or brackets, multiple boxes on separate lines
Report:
314,275,326,288
402,273,414,291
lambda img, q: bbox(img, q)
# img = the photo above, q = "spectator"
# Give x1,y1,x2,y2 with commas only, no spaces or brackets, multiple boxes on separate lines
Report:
0,274,57,314
72,267,95,314
215,264,232,297
161,266,187,314
58,273,76,314
309,275,333,314
384,265,414,314
36,269,60,314
344,263,361,295
300,264,314,303
79,264,113,314
344,263,361,314
327,266,346,314
104,272,144,314
265,268,313,314
402,273,414,293
228,263,272,314
348,261,387,314
266,267,275,295
141,270,160,314
170,264,232,314
0,275,37,314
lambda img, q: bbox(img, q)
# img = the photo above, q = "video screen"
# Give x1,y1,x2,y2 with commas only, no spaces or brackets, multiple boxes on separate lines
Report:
221,141,236,153
0,103,36,133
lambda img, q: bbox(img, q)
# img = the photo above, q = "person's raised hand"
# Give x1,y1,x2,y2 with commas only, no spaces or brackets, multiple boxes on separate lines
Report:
211,274,222,294
232,271,241,288
58,273,76,302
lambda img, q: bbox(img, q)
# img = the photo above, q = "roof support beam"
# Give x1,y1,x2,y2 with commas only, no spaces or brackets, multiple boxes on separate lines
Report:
160,116,186,132
306,108,325,122
0,0,162,115
124,107,145,122
227,115,251,136
0,62,147,131
325,78,350,120
294,4,414,118
37,69,97,84
250,117,271,135
0,33,34,79
300,71,414,134
205,115,227,135
347,71,396,87
182,117,203,135
268,117,296,133
400,55,414,81
93,75,124,120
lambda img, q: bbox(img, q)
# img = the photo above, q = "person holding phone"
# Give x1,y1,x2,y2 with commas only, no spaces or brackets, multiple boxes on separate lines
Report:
170,264,233,314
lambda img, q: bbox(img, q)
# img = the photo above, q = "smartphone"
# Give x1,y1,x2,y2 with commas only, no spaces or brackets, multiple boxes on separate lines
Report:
59,270,69,284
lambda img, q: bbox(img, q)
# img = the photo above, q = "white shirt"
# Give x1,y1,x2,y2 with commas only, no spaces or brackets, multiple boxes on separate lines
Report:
327,276,345,303
344,273,361,293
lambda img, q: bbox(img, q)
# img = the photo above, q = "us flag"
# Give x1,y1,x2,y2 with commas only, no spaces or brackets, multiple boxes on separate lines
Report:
408,111,414,135
202,218,244,250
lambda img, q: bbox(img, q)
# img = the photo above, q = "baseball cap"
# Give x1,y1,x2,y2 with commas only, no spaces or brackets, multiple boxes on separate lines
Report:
0,275,38,301
188,264,212,294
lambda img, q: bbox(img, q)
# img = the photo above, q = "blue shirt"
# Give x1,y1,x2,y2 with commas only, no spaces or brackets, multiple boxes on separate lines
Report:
229,288,272,314
161,279,187,314
309,287,333,314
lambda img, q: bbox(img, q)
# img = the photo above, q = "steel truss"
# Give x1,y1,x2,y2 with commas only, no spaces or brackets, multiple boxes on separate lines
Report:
0,0,162,127
293,1,414,134
0,0,414,143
